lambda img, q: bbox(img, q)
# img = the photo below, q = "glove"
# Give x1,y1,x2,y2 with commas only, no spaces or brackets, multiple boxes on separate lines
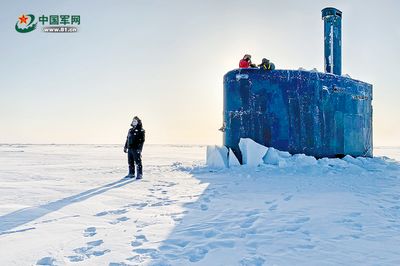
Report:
124,147,128,153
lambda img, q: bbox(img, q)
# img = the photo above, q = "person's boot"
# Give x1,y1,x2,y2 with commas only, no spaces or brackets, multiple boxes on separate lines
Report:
136,165,143,179
125,166,135,178
136,172,143,180
136,162,143,180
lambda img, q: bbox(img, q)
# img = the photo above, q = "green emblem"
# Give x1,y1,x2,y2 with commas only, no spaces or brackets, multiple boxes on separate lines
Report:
15,14,38,33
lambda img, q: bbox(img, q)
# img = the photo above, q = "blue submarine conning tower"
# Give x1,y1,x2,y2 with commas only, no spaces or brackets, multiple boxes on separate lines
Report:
223,7,373,161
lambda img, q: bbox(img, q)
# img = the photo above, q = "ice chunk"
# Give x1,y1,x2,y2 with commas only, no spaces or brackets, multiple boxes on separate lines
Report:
278,150,292,158
342,155,361,165
239,138,268,166
264,147,292,165
318,157,349,168
228,148,241,167
291,154,317,166
206,145,228,168
263,147,280,165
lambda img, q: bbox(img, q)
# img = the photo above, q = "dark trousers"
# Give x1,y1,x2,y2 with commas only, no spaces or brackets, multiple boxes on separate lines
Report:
127,149,142,176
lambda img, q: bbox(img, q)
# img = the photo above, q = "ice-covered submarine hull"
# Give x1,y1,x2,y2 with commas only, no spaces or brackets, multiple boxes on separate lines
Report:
223,68,373,161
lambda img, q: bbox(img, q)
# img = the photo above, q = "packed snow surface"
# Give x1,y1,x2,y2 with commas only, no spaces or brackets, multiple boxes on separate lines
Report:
1,144,400,266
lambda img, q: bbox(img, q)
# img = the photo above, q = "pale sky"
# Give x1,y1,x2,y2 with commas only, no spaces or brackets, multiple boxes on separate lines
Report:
1,0,399,145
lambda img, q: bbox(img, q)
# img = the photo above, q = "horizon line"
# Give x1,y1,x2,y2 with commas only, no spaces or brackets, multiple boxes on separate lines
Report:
0,143,209,146
0,143,399,149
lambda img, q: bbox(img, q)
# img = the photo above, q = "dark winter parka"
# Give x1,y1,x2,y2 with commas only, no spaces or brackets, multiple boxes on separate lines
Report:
258,58,275,70
124,118,145,151
259,62,275,70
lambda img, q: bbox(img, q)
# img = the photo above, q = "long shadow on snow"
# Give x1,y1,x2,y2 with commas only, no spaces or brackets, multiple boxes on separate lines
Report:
0,178,135,234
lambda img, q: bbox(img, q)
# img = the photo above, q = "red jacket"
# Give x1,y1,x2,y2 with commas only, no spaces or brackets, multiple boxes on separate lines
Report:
239,59,250,68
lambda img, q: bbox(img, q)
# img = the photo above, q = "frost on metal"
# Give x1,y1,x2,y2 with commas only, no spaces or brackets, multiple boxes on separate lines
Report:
235,74,249,81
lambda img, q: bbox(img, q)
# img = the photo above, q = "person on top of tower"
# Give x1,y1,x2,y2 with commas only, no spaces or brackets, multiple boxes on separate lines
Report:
239,54,256,68
258,58,275,70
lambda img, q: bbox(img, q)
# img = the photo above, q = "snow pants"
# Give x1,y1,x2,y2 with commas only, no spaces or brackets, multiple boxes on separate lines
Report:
127,149,142,177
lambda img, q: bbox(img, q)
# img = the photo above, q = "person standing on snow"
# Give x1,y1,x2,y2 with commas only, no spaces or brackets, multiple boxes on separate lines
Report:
239,54,256,68
124,116,145,179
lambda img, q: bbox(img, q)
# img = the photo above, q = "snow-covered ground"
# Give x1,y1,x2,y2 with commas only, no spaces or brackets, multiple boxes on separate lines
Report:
0,144,400,266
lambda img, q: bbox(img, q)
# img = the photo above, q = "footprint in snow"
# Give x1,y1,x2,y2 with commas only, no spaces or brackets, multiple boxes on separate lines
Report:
157,181,177,187
187,247,208,262
335,218,354,223
36,257,56,266
208,240,235,249
172,216,183,222
204,230,218,238
169,210,187,223
292,244,315,250
246,210,260,217
284,195,293,201
83,227,97,237
200,204,208,211
277,225,301,233
110,216,130,224
335,218,363,230
131,248,160,260
392,195,400,200
136,220,152,229
149,188,162,193
240,216,259,229
163,238,190,248
151,199,177,207
124,202,148,210
157,243,208,263
95,209,127,217
67,239,110,262
203,196,211,203
87,240,103,247
131,234,148,247
268,204,278,211
239,256,266,266
351,223,363,230
348,212,362,217
293,217,310,224
333,234,361,240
